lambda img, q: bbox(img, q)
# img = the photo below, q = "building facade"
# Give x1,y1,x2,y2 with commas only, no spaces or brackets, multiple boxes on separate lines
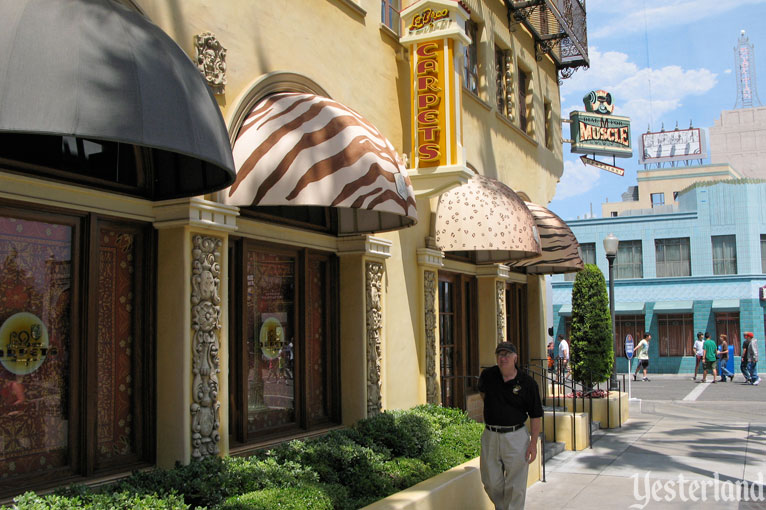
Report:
553,179,766,374
0,0,587,496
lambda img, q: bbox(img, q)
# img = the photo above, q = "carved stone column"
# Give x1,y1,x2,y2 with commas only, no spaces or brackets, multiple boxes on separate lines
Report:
366,261,383,416
417,247,444,405
190,235,222,459
496,280,506,343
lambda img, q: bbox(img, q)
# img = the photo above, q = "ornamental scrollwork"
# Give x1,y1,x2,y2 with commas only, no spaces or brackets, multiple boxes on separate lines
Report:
496,281,506,343
424,271,438,404
190,235,222,459
366,262,384,416
195,32,227,95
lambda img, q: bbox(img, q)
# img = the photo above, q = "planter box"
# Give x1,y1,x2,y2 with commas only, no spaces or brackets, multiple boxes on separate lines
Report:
563,391,629,429
543,411,589,451
362,439,542,510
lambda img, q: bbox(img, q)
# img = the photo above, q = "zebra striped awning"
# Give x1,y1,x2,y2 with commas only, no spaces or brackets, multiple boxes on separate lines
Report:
508,202,584,274
434,174,541,263
225,92,417,234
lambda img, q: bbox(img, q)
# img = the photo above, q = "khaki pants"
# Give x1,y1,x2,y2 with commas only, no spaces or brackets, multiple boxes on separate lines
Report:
480,427,530,510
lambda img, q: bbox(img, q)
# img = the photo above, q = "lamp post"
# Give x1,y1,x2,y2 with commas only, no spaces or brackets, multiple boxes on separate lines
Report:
603,233,619,390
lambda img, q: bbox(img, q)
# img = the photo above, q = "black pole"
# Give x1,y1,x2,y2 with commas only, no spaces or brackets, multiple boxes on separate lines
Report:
607,253,618,390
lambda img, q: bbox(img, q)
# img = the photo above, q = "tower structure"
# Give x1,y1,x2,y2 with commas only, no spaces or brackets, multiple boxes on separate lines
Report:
734,29,762,108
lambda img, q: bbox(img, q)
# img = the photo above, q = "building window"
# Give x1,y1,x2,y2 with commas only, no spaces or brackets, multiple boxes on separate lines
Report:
716,312,741,356
655,237,690,277
650,193,665,207
761,234,766,273
0,207,154,493
464,20,479,95
615,240,643,279
614,315,644,358
611,211,618,217
495,46,511,118
544,100,553,149
565,242,595,281
229,241,340,444
712,235,737,275
381,0,399,34
518,68,530,133
657,314,693,356
506,282,528,365
439,272,478,410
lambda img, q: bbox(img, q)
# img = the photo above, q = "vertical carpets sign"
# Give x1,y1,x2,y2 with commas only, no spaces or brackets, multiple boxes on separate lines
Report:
414,40,449,167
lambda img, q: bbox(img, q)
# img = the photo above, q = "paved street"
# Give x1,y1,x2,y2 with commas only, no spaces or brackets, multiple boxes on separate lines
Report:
526,374,766,509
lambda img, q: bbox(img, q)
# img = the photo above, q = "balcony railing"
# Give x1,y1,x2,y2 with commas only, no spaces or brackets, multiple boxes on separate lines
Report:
507,0,589,73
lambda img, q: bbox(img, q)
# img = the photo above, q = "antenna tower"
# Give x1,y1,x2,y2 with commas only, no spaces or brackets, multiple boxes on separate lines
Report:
734,30,762,108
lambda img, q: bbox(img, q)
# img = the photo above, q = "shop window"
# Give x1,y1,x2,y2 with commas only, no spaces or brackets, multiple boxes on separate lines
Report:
464,20,479,95
495,46,512,119
712,235,737,275
381,0,399,34
657,314,693,356
565,242,595,281
518,68,530,134
229,240,339,445
614,315,644,358
506,282,528,366
615,240,643,279
715,312,741,356
438,272,477,410
655,237,690,277
0,207,153,494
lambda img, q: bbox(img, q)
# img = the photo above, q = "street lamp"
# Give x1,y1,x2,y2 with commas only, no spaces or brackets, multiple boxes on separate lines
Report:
603,233,619,390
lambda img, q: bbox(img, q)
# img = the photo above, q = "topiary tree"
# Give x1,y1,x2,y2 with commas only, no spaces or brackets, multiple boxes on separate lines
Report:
570,264,614,388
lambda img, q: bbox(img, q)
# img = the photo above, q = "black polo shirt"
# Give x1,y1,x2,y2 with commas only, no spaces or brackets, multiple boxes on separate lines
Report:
478,366,544,426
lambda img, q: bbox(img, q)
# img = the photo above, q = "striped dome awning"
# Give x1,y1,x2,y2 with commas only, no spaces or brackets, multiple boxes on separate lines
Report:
434,174,541,263
508,202,584,274
225,92,417,234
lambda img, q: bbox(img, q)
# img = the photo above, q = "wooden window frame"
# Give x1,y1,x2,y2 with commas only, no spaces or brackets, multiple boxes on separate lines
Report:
228,238,340,448
656,313,693,357
381,0,400,34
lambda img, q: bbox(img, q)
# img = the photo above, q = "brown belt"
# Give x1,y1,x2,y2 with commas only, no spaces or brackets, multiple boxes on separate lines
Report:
485,423,525,433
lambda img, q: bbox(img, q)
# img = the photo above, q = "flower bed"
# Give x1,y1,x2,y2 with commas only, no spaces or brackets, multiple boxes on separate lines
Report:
2,405,483,510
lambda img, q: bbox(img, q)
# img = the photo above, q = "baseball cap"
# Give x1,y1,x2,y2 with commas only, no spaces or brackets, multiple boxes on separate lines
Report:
495,342,517,355
744,332,754,338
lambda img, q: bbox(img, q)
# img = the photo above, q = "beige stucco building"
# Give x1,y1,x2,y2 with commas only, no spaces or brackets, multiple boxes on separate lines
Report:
0,0,587,496
709,107,766,179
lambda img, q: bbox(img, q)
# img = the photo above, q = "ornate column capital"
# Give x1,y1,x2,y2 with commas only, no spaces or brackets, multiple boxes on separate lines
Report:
417,247,444,269
154,197,239,233
337,235,393,261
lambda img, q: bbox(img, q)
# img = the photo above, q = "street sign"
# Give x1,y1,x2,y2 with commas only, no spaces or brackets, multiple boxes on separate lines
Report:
580,155,625,176
625,334,634,359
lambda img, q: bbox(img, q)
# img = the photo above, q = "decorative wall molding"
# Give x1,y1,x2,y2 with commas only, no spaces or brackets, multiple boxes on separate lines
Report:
476,263,511,280
195,32,227,95
417,247,444,269
337,235,393,260
496,280,506,343
190,235,222,459
154,197,239,232
424,270,439,404
366,261,384,416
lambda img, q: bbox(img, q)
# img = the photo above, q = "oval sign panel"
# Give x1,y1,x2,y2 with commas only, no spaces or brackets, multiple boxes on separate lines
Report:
0,312,50,375
625,334,634,360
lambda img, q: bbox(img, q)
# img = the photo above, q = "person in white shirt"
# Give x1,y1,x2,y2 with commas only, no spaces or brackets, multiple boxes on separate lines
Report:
557,334,570,379
692,332,704,380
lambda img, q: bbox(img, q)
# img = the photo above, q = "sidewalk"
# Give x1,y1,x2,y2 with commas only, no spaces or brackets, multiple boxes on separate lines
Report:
525,374,766,509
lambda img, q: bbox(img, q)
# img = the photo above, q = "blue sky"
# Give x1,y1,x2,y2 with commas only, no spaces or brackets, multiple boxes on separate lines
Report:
548,0,766,220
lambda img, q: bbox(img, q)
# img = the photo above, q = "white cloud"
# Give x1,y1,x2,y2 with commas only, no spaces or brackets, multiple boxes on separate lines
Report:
724,69,733,74
561,48,717,133
586,0,766,39
554,159,601,200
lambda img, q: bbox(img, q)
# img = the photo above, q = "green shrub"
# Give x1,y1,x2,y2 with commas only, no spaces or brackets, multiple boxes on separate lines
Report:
219,485,332,510
571,263,614,386
354,410,435,459
382,457,436,490
407,404,474,431
4,491,189,510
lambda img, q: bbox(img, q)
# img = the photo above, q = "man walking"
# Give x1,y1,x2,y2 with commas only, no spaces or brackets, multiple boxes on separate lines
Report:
557,334,569,379
743,332,761,386
702,332,718,383
692,332,704,380
479,342,543,510
633,333,651,381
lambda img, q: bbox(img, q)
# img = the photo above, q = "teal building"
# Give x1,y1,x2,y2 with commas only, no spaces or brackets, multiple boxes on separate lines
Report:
552,179,766,374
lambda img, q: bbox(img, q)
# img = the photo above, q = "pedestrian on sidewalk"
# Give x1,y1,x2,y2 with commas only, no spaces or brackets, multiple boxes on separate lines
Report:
479,342,543,510
557,334,569,380
743,332,761,386
702,333,718,383
633,333,651,381
692,332,704,380
718,334,734,382
742,333,752,382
